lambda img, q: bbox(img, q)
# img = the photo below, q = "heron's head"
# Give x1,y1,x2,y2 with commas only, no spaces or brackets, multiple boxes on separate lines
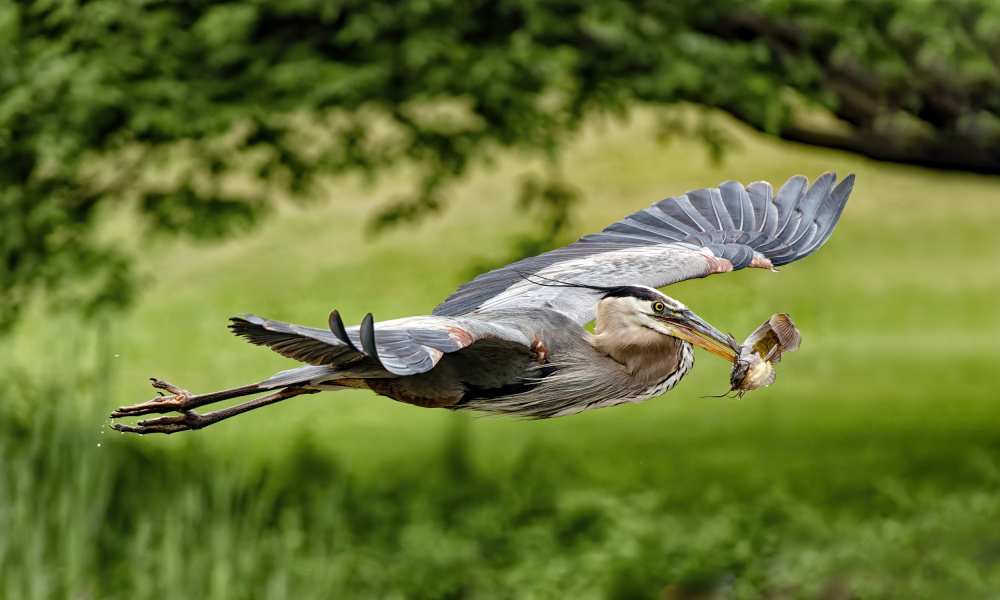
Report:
595,286,737,362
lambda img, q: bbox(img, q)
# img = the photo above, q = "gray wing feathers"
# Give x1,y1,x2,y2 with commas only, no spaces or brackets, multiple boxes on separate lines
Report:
328,310,360,352
785,174,832,246
229,314,361,366
718,181,752,231
797,174,854,258
748,181,777,236
657,193,715,232
230,313,533,377
260,365,340,389
433,172,854,322
772,175,808,238
358,313,382,367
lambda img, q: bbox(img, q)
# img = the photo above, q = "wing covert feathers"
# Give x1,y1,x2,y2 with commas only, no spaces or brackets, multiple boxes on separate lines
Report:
433,172,854,323
229,313,531,377
229,314,362,368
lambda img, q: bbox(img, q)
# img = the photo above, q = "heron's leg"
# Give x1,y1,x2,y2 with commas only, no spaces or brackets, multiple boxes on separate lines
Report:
110,378,267,419
111,386,320,435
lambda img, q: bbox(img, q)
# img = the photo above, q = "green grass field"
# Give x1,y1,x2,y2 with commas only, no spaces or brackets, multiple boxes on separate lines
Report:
2,110,999,599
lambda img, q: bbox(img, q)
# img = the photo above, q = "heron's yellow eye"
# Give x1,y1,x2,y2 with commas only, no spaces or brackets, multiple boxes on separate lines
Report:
652,302,665,313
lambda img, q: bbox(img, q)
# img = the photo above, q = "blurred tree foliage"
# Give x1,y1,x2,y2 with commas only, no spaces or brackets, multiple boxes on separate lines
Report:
2,0,999,327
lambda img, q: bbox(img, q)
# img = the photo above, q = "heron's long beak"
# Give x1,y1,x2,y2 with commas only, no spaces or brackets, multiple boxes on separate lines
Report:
657,311,738,363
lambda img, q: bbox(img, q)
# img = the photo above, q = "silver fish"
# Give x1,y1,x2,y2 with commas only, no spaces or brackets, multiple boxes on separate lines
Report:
726,314,801,398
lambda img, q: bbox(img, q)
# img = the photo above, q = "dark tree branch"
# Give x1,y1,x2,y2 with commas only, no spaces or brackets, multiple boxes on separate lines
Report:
755,122,1000,174
699,8,1000,174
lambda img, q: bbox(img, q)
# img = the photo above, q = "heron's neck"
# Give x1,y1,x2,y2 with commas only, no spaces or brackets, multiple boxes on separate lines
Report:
587,311,685,383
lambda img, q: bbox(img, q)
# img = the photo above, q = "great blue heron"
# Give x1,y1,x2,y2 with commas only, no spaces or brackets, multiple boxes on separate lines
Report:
111,172,854,434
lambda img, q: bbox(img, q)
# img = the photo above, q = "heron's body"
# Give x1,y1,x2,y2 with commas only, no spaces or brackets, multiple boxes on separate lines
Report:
112,172,855,434
254,306,694,419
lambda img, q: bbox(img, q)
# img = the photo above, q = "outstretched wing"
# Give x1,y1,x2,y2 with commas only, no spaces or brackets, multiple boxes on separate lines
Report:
433,172,854,324
229,311,535,377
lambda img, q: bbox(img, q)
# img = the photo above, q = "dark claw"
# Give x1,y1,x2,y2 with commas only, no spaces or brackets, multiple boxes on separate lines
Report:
150,378,190,397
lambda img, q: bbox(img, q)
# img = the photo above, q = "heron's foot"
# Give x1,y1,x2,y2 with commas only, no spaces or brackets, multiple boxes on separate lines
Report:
112,411,212,435
109,378,194,419
111,385,317,435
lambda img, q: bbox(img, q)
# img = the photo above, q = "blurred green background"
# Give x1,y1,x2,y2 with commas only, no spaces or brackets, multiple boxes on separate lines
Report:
3,1,1000,599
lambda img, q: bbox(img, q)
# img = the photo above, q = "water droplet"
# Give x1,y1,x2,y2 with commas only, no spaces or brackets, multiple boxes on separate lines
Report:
114,354,120,358
97,443,101,447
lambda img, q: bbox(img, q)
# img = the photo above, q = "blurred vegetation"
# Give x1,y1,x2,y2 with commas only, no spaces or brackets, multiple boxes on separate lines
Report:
3,0,1000,327
2,113,999,598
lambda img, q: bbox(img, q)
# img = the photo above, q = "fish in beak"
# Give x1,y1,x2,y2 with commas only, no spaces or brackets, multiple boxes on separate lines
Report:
726,313,801,397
